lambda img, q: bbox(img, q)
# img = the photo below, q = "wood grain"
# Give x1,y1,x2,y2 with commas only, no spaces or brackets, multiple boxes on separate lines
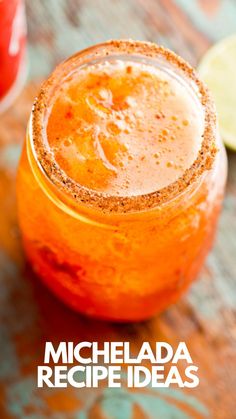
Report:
0,1,235,418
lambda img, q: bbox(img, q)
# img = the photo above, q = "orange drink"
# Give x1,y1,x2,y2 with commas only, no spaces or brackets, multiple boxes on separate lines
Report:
17,41,227,321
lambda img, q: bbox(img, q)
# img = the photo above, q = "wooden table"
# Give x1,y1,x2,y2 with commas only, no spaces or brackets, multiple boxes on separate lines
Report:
0,1,235,418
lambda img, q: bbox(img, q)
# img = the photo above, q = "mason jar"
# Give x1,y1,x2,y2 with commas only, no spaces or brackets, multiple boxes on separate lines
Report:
17,41,227,321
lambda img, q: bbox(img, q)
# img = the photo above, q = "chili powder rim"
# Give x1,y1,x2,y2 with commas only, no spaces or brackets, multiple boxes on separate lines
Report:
29,40,217,214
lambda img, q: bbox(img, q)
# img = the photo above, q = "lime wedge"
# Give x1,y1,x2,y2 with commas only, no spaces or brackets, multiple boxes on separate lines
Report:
198,34,236,150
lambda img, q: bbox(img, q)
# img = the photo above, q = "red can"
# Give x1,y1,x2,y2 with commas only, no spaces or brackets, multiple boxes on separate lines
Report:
0,0,27,112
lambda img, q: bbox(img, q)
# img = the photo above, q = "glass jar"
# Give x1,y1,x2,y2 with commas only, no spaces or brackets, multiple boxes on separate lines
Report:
17,41,227,321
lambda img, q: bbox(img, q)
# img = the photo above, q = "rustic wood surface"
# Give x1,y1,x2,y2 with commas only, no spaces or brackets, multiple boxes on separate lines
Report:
0,1,236,418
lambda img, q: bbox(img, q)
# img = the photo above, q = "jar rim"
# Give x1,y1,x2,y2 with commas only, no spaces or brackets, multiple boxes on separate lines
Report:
29,39,217,214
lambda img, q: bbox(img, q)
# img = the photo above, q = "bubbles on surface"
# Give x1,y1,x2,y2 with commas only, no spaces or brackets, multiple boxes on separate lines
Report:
63,138,72,147
47,58,204,196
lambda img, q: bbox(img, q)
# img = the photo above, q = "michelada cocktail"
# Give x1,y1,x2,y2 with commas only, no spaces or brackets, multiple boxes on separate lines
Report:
17,41,227,321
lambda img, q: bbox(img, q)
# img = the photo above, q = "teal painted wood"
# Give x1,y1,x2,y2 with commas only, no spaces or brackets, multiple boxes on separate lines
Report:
176,0,236,41
0,0,236,418
25,0,236,79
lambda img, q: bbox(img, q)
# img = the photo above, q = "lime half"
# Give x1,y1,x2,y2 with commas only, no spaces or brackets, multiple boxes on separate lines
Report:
198,34,236,150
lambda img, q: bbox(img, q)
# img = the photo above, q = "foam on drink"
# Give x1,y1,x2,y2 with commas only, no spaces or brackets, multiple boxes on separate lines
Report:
46,59,204,196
